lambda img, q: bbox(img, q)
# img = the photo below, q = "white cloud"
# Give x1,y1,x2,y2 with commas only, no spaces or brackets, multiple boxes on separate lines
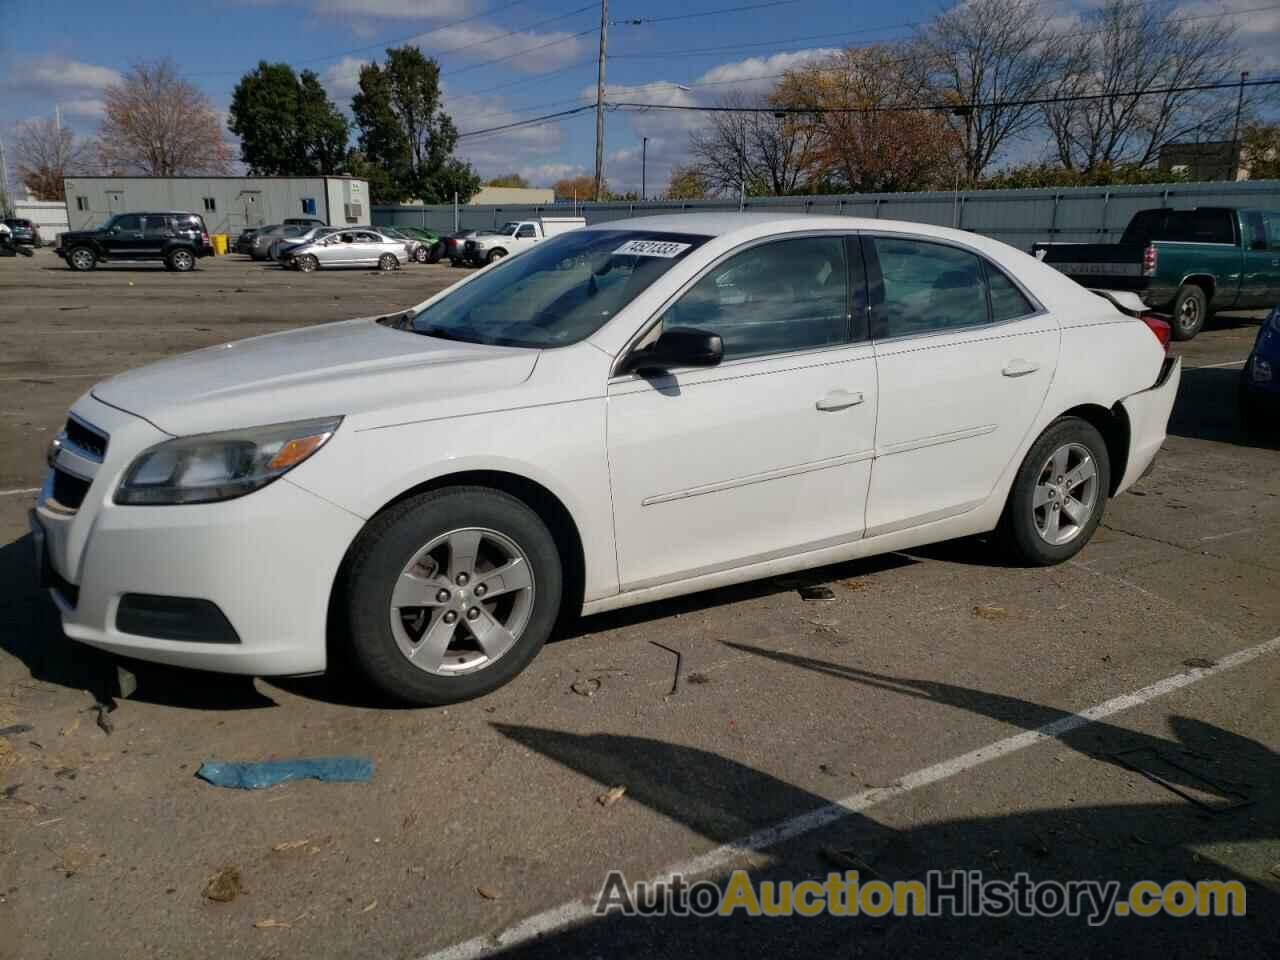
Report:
9,57,122,94
240,0,468,18
324,56,369,98
58,98,107,118
422,24,586,72
695,48,839,91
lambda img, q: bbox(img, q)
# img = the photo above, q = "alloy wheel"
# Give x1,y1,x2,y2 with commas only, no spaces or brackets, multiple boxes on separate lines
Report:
388,527,536,676
1032,442,1098,546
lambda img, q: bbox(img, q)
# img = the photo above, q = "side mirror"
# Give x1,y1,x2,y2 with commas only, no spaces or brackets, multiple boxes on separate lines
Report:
619,327,723,376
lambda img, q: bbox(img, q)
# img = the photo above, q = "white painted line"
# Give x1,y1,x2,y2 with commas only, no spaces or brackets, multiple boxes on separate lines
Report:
0,488,39,497
421,633,1280,960
1200,528,1256,542
1186,359,1246,369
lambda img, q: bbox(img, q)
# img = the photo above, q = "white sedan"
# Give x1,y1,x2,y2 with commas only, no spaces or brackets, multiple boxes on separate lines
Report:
33,214,1180,705
285,229,413,272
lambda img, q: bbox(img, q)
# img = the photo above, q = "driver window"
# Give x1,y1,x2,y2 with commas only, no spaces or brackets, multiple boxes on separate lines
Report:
517,225,537,239
113,214,142,232
340,233,355,243
659,236,849,361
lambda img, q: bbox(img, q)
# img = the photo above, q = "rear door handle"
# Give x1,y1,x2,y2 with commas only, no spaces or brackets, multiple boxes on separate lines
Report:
1002,359,1040,378
816,390,865,411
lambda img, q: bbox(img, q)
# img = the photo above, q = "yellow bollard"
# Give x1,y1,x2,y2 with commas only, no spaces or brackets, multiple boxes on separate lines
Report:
211,234,229,256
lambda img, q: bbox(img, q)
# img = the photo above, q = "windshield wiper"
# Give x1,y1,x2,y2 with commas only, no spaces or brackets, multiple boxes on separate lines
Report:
376,310,416,330
416,325,484,344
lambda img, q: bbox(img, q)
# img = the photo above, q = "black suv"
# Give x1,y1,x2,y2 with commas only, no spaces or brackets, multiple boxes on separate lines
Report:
56,212,214,272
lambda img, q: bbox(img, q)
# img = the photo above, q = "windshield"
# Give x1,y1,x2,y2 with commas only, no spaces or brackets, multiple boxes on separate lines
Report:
409,230,708,349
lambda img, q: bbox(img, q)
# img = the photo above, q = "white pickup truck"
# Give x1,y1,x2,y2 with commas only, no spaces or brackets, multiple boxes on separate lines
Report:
463,216,586,265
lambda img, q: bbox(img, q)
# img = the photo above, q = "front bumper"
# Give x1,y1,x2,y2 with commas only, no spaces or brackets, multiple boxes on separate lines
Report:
34,395,364,676
1115,356,1182,494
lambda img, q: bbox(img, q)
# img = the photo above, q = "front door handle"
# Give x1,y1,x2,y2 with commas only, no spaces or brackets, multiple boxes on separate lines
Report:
816,390,865,411
1002,359,1040,378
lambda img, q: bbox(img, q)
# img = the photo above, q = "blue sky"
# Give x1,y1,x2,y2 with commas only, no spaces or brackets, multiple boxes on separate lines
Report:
2,0,1277,194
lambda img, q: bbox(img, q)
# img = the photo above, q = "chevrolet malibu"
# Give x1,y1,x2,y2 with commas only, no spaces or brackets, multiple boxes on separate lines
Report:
32,215,1181,705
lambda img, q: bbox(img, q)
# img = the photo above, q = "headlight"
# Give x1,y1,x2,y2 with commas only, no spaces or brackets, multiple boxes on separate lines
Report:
114,417,341,505
1268,306,1280,334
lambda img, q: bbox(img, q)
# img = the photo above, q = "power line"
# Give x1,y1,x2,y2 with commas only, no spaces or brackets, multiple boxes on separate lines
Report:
425,3,597,62
457,104,597,139
609,75,1280,115
442,27,599,77
611,0,800,26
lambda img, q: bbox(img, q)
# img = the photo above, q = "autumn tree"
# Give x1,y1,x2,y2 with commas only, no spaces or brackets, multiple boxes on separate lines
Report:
486,173,530,187
14,119,92,201
351,46,480,203
1042,0,1245,172
1241,124,1280,180
775,47,961,193
912,0,1066,181
229,62,349,175
97,60,234,175
687,90,820,197
552,174,599,201
664,165,709,199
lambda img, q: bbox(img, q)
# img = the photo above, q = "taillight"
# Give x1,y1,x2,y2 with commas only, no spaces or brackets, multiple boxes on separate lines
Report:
1142,244,1157,276
1140,313,1171,351
201,232,210,245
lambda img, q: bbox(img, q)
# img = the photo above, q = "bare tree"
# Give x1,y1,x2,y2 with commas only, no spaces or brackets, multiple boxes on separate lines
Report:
687,90,820,197
773,47,961,193
14,119,92,201
914,0,1066,180
97,60,234,176
1042,1,1244,172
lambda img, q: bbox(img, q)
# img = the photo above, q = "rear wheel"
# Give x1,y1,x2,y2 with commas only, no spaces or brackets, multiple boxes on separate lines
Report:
167,248,195,272
68,246,96,271
378,253,397,272
427,241,444,264
414,246,429,263
999,417,1110,565
344,488,563,705
1170,284,1207,341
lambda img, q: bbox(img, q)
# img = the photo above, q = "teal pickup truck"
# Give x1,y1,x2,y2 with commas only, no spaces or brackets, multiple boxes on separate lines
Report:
1033,207,1280,340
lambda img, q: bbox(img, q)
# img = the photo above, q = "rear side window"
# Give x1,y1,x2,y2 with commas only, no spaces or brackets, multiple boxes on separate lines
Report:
986,265,1036,321
1266,212,1280,250
660,236,850,361
1244,212,1267,250
517,225,537,239
868,238,988,338
1122,209,1235,244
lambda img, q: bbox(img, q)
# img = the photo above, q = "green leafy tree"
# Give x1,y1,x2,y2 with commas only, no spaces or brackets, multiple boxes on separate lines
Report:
229,62,349,175
351,46,481,204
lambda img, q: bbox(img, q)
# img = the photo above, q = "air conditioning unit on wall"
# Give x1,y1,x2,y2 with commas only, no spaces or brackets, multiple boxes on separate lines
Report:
344,202,364,222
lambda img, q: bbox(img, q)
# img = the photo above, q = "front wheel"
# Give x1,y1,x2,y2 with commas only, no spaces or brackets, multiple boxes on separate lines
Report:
1170,284,1207,341
296,254,318,273
999,417,1111,565
486,248,507,265
67,246,97,271
344,488,563,705
378,253,398,272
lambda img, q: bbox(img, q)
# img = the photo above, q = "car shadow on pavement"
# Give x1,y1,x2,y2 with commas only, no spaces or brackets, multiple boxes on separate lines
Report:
489,648,1278,957
0,533,277,710
1169,366,1278,452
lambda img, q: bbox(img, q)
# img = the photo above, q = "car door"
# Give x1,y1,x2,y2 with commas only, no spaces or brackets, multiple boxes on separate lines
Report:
141,214,173,256
863,234,1059,538
107,214,145,258
1241,211,1279,307
1264,212,1280,303
352,231,382,264
607,234,878,591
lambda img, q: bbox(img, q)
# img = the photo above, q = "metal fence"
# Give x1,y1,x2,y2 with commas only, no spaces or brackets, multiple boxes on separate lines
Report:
374,179,1280,253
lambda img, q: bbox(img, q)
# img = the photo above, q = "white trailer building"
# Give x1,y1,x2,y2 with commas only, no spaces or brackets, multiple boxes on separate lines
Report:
61,176,371,235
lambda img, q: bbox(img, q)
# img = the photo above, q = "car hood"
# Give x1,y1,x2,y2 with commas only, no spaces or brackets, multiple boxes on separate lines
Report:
92,318,539,436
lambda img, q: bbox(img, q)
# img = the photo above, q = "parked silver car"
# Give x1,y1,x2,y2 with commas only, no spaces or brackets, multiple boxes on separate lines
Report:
286,229,413,272
251,224,306,260
269,226,339,262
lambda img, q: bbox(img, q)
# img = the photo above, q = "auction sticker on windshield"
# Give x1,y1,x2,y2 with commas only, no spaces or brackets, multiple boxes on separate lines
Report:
614,239,692,258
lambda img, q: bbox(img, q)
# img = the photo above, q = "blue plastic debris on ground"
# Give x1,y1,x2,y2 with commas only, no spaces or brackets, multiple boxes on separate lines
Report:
196,757,374,790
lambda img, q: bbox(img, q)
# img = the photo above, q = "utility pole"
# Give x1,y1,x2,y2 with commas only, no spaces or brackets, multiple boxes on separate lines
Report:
0,136,11,218
1231,70,1250,177
641,136,648,201
593,0,608,202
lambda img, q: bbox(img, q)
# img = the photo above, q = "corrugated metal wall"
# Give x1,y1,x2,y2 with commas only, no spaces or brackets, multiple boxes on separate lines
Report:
374,179,1280,252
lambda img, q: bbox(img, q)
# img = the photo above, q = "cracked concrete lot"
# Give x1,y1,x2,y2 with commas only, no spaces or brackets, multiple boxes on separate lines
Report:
0,249,1277,959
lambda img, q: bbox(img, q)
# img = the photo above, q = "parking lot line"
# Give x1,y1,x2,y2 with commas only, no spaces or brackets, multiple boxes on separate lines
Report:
0,488,39,497
1186,358,1247,369
421,632,1280,960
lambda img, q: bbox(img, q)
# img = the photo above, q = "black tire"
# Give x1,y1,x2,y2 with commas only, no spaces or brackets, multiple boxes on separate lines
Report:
426,241,444,264
296,254,318,273
67,246,97,271
344,487,563,705
167,248,196,272
486,248,507,265
449,258,463,268
378,253,397,272
413,246,429,263
1170,284,1207,341
998,417,1111,566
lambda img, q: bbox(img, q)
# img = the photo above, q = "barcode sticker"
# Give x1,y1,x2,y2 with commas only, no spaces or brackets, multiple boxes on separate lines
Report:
613,239,692,258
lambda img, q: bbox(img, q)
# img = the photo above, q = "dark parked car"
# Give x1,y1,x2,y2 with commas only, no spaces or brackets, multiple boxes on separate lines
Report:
284,217,326,229
1241,304,1280,427
55,212,214,272
3,218,42,247
443,230,498,267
